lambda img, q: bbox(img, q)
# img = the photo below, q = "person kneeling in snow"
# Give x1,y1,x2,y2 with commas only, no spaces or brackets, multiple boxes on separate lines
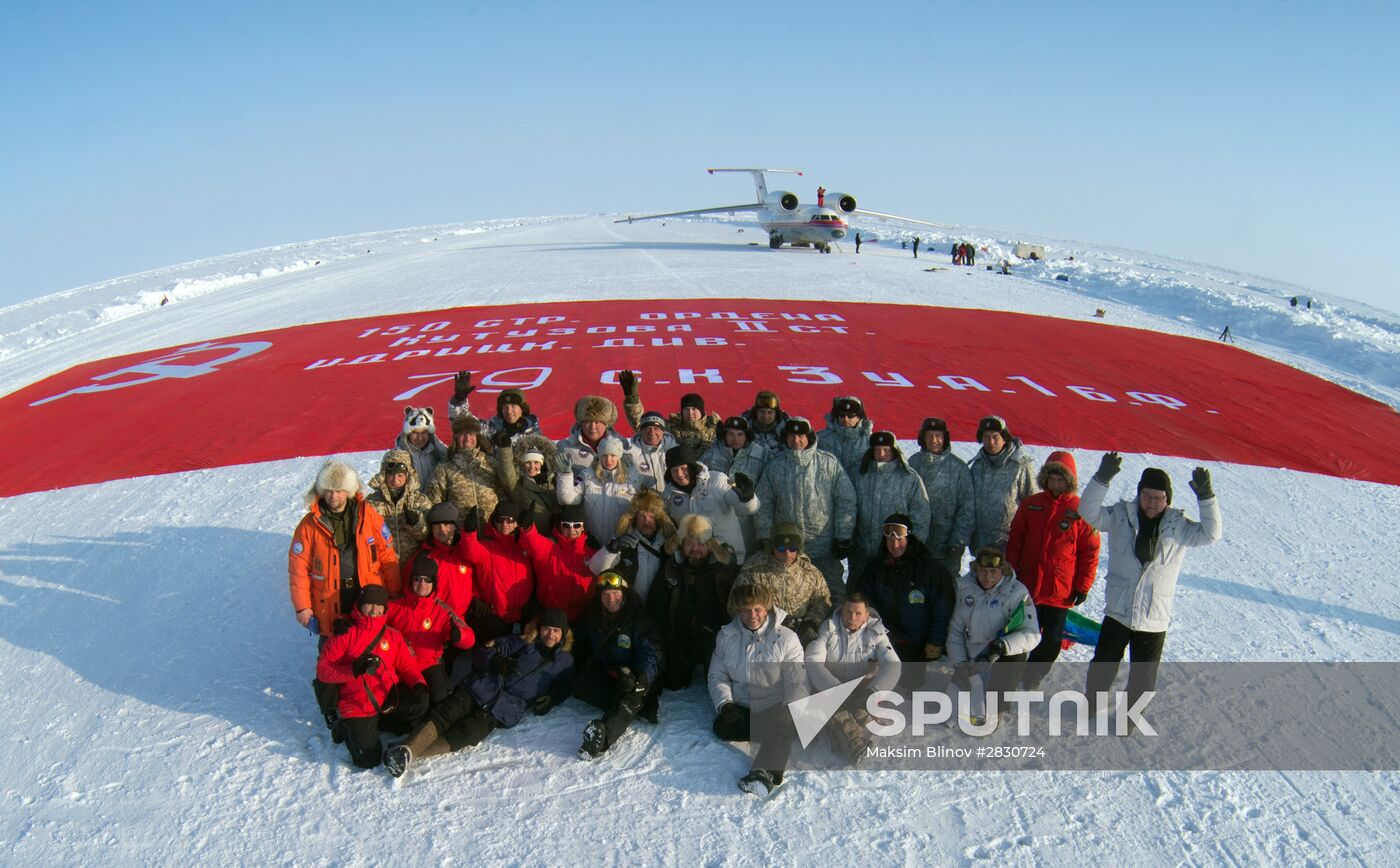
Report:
573,566,664,759
708,583,807,797
947,548,1041,729
316,586,429,769
384,609,574,778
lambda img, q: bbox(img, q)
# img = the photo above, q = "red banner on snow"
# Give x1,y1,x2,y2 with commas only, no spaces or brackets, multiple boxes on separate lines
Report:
2,298,1398,496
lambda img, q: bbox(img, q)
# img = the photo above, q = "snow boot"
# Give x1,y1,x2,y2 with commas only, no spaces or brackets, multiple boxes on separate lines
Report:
384,745,412,778
830,709,871,765
738,769,784,797
639,690,659,725
578,719,609,760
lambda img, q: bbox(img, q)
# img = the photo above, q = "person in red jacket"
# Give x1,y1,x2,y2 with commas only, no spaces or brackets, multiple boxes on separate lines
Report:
457,501,536,641
417,501,475,617
316,585,429,768
1005,450,1100,690
518,503,600,624
387,554,477,702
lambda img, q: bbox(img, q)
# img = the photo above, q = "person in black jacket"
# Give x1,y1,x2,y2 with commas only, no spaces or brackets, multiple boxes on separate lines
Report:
573,566,665,759
848,513,956,661
650,514,740,690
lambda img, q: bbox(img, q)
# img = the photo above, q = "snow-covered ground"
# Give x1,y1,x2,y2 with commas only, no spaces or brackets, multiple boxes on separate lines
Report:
2,216,1398,864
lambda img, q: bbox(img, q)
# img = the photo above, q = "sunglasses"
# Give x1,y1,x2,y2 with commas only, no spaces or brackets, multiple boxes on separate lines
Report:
411,574,436,583
493,515,518,525
559,521,586,530
597,572,627,589
774,544,799,554
836,412,861,419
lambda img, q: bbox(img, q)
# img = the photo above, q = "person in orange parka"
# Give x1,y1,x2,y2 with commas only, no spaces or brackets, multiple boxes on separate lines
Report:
518,502,600,624
1005,450,1100,690
457,501,537,643
290,460,402,640
316,585,429,769
388,553,477,703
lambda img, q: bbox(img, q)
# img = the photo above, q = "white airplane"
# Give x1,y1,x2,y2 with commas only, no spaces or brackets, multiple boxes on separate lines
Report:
616,168,948,253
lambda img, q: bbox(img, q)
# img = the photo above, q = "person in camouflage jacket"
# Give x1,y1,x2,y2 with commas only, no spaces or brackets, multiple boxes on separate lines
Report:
907,417,976,577
367,449,433,563
427,415,501,523
732,523,832,646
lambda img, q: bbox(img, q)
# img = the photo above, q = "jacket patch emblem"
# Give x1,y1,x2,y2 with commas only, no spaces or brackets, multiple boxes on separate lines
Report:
908,590,926,605
1028,504,1045,511
422,618,433,630
964,595,975,607
1064,510,1080,521
617,634,633,650
366,535,376,545
989,598,1001,608
459,565,469,573
292,541,304,555
379,639,391,651
383,526,393,540
1059,520,1072,531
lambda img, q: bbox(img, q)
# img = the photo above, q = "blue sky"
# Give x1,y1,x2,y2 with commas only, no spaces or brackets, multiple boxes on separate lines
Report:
3,1,1396,313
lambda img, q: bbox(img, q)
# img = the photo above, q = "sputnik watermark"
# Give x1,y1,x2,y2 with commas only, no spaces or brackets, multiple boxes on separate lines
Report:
865,689,1157,737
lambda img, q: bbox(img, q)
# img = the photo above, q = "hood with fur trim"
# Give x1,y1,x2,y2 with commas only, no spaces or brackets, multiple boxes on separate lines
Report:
1037,450,1079,490
369,448,425,494
664,513,734,563
520,621,575,653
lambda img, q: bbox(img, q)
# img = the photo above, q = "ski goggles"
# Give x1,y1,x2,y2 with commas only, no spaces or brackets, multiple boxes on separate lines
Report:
975,551,1005,569
882,528,909,539
773,544,800,554
383,461,409,475
596,571,629,589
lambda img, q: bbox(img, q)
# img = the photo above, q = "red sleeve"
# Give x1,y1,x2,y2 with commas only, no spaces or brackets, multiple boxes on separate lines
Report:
393,634,426,688
315,634,355,685
455,530,489,569
517,524,552,565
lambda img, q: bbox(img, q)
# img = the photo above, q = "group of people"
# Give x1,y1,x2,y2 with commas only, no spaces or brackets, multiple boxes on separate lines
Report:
952,242,977,266
289,370,1222,794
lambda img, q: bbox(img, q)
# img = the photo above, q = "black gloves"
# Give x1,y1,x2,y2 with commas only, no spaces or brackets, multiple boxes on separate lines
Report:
718,702,746,729
452,370,475,403
732,472,755,502
332,617,351,636
1190,467,1214,499
462,507,480,534
467,598,489,620
1094,451,1123,485
618,369,638,400
449,623,462,644
491,430,512,449
973,640,1007,664
606,536,623,554
585,533,601,550
1069,590,1088,607
832,539,853,559
402,508,420,527
489,653,518,677
617,668,649,695
531,694,556,716
353,654,382,676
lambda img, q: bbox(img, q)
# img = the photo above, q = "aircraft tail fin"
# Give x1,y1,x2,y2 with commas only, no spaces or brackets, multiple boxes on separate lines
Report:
706,168,803,203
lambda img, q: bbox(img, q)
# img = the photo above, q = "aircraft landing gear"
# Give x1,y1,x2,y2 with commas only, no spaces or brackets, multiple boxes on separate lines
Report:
769,234,783,249
817,242,832,253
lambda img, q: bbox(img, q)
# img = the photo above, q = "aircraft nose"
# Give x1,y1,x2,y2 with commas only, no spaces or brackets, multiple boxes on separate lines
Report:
832,230,846,239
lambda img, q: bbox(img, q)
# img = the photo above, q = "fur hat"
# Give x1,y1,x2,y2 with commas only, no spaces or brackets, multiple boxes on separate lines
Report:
615,487,675,538
1038,450,1079,490
309,461,361,507
497,389,530,416
574,395,618,427
977,415,1009,444
680,392,705,413
358,585,390,608
451,414,483,437
677,513,713,542
1138,467,1173,504
598,437,626,458
752,390,781,412
638,410,666,430
918,417,951,453
869,430,896,449
831,396,865,419
770,523,805,554
403,405,436,435
782,417,813,441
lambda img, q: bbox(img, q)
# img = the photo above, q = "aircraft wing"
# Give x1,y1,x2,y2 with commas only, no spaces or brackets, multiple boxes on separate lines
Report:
614,203,761,224
852,208,953,230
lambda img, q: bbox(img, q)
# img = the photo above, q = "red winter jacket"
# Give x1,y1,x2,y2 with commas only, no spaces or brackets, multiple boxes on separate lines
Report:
387,592,476,672
456,525,535,623
419,535,475,617
316,609,426,719
1006,490,1100,608
518,525,599,622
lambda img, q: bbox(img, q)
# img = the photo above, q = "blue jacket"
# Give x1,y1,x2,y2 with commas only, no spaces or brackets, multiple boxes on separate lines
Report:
576,590,663,685
849,536,956,650
467,634,574,728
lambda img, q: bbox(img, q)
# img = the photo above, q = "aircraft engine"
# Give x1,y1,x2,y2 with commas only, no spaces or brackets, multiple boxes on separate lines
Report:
764,191,800,213
825,192,858,213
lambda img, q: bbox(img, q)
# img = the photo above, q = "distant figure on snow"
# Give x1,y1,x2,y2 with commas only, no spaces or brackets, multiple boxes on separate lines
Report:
1218,326,1233,343
912,236,920,259
855,233,862,254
